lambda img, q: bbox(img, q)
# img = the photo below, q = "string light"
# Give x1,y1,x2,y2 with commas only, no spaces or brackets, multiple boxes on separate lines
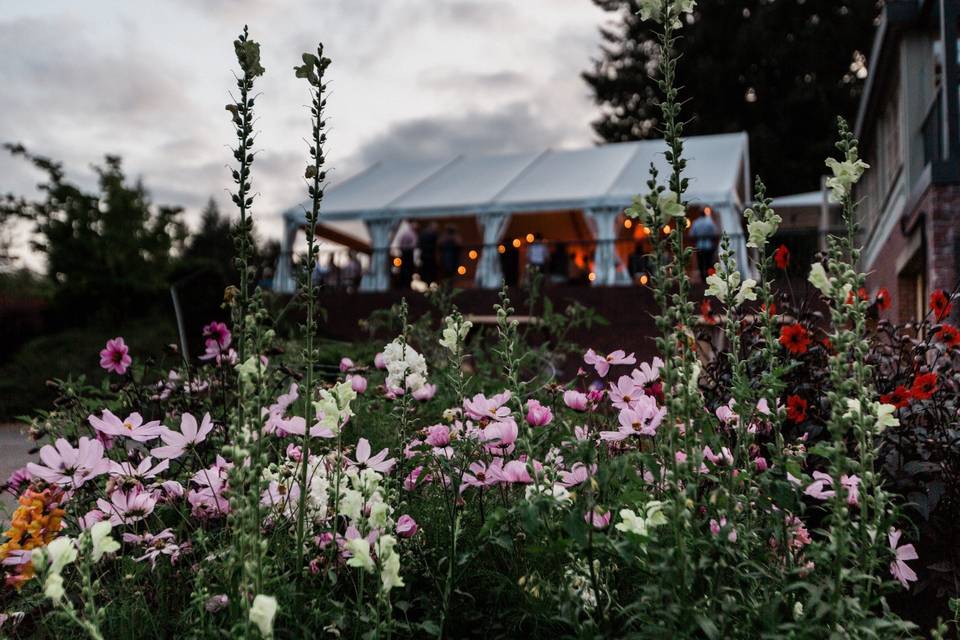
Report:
662,225,672,235
624,219,633,229
685,218,692,229
457,265,467,276
588,272,596,282
497,244,506,254
468,249,478,260
392,257,402,267
640,274,649,285
525,233,535,243
512,238,522,248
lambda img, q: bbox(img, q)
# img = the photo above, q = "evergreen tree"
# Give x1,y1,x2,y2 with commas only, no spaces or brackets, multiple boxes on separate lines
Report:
583,0,879,196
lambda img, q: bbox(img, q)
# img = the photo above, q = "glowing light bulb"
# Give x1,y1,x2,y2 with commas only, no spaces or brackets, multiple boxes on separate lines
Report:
588,272,596,282
468,249,478,260
662,225,672,235
497,244,506,254
525,233,535,243
512,238,522,248
624,219,633,229
457,265,467,276
392,257,402,267
640,274,649,285
685,218,691,229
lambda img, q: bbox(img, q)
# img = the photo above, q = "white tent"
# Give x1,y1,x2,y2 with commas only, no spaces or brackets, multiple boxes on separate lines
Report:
274,131,751,292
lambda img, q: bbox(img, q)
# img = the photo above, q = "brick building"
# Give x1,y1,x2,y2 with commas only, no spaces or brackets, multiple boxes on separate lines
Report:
855,0,960,322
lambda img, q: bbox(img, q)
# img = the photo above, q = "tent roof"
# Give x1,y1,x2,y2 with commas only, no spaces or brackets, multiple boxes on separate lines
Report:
287,132,749,224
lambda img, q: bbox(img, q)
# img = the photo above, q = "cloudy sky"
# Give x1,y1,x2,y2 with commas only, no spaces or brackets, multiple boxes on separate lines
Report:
0,0,611,265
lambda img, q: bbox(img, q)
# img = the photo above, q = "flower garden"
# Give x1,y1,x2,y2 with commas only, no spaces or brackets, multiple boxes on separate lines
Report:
2,2,960,638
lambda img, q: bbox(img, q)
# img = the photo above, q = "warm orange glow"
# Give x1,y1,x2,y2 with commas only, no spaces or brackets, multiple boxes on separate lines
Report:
457,265,467,276
640,274,649,285
662,225,672,235
497,244,506,254
468,249,479,260
685,218,692,229
624,219,633,229
392,257,402,267
512,238,522,248
525,233,535,243
588,272,597,282
642,226,652,236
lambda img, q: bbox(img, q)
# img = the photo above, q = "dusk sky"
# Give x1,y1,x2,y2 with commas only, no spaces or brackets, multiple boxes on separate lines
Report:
0,0,610,266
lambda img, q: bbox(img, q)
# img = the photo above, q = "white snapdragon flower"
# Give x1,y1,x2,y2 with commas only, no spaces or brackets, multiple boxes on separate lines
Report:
345,538,375,572
615,509,649,536
704,269,731,301
249,594,278,639
383,338,429,392
808,263,832,296
638,0,696,29
439,315,472,352
825,155,869,202
376,535,404,592
734,278,758,305
524,483,573,505
89,521,120,562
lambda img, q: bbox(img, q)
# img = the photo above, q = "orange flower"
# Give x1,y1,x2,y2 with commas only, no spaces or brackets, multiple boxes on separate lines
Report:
779,324,812,355
0,486,66,590
930,289,952,322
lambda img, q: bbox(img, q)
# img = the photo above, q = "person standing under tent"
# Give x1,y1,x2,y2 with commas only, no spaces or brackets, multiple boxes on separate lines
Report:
396,221,417,288
689,209,719,283
526,232,549,274
438,225,461,280
417,221,439,285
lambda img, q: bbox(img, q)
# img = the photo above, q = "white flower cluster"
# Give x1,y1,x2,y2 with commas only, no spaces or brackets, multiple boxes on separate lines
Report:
615,500,668,537
340,467,404,592
313,381,357,435
825,151,869,203
629,190,686,225
705,263,756,307
439,314,473,353
744,204,782,249
843,399,899,433
383,338,429,393
637,0,696,29
260,453,330,523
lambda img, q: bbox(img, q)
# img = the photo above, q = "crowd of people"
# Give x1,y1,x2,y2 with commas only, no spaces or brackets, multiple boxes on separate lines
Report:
308,210,720,292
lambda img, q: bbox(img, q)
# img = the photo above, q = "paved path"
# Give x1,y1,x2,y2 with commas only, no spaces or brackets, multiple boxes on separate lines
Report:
0,423,34,517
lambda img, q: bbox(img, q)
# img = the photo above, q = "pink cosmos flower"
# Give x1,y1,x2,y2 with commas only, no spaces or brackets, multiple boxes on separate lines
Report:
188,461,230,519
584,508,611,529
348,374,368,394
461,459,503,492
804,472,861,506
347,438,396,473
396,515,418,538
339,357,354,372
583,349,636,378
463,391,512,421
404,465,426,491
27,437,109,487
5,466,31,494
412,383,437,401
424,425,452,448
563,390,589,412
495,459,534,484
203,321,231,349
608,375,644,410
108,456,169,480
97,487,157,525
559,462,595,488
286,444,303,462
151,412,214,459
888,528,918,589
715,400,738,425
702,446,733,467
89,410,163,443
481,418,518,456
525,399,553,427
78,509,108,529
123,529,186,568
99,337,132,375
599,397,666,441
631,357,664,386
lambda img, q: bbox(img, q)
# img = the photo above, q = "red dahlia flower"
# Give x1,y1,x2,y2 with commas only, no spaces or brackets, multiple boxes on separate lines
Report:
779,324,812,355
786,395,808,423
774,244,789,270
930,289,953,321
880,385,911,409
910,372,938,401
